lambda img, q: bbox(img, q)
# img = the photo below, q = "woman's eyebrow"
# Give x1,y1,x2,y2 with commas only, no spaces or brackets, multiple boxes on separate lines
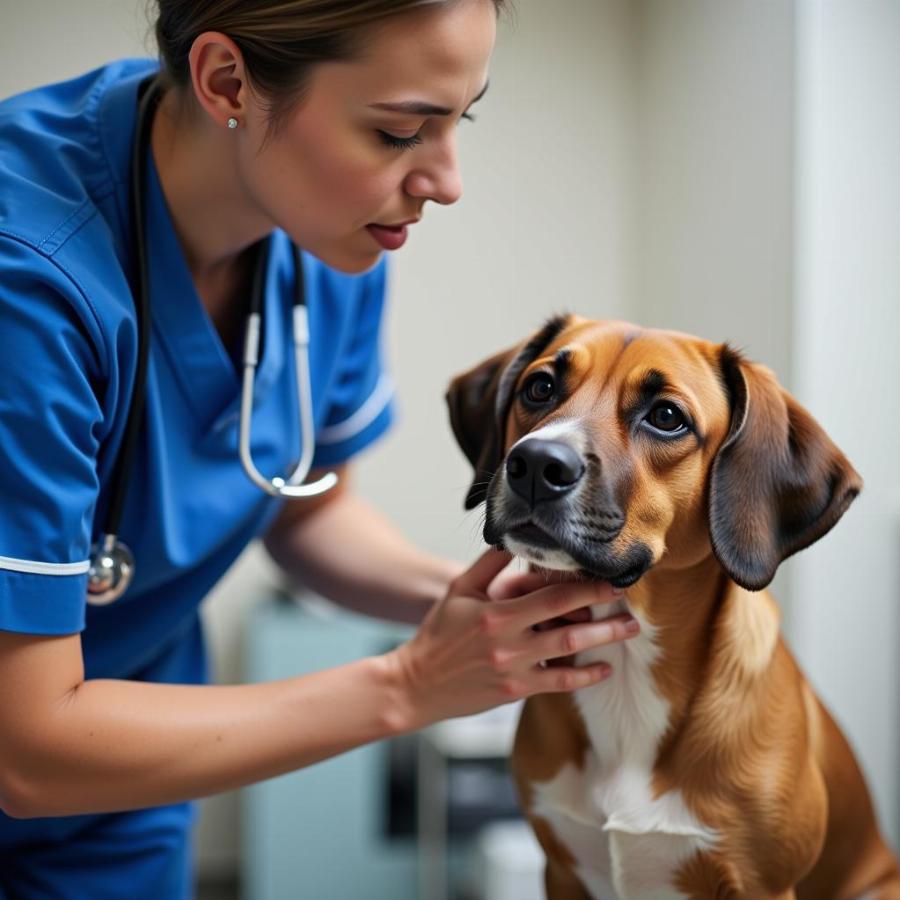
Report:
369,80,489,116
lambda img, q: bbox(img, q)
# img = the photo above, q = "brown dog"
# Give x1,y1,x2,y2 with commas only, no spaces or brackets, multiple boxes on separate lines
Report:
446,316,899,899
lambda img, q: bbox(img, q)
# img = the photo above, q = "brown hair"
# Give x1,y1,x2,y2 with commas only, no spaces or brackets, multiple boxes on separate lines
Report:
154,0,506,129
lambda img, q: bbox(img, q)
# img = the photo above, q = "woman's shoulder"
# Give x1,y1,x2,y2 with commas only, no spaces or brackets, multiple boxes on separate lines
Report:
0,59,156,259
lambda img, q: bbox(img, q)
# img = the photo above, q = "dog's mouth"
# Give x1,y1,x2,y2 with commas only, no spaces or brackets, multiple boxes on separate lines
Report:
506,520,562,550
492,516,653,589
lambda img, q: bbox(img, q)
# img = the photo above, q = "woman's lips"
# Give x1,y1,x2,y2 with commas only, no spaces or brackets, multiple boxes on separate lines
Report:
365,222,410,250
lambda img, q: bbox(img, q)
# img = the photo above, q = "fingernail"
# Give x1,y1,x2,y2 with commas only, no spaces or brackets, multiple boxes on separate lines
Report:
624,617,640,635
611,585,625,597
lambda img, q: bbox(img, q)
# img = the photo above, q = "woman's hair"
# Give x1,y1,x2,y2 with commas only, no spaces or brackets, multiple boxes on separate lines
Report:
153,0,506,129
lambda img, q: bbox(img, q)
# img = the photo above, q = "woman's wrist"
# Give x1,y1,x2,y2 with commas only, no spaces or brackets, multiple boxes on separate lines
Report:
374,644,428,736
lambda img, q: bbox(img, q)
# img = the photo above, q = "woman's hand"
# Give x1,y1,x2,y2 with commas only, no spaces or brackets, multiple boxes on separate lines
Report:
386,548,639,730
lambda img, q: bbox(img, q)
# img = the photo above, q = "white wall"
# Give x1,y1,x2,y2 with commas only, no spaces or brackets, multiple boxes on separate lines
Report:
0,0,152,92
791,0,900,844
633,0,796,381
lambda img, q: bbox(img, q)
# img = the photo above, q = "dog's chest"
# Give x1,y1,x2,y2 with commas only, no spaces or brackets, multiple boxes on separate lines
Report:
529,609,718,899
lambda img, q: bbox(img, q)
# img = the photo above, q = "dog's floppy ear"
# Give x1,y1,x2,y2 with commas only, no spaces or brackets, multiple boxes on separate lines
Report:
446,315,571,510
709,345,862,591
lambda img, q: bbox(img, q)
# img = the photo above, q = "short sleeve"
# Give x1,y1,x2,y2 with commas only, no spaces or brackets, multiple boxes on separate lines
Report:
312,257,395,467
0,239,105,635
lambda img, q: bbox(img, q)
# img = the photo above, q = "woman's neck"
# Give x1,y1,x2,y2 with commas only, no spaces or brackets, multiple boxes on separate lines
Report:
149,89,273,283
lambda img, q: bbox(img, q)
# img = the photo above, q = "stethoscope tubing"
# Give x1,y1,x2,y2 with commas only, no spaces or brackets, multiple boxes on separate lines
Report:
87,75,336,605
239,304,337,498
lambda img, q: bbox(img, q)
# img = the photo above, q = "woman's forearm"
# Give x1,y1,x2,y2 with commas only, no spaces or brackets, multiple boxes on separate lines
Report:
265,490,463,625
2,550,632,819
5,649,409,819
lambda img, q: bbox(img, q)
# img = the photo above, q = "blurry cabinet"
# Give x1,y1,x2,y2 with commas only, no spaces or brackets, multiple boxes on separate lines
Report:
418,709,526,900
241,594,417,900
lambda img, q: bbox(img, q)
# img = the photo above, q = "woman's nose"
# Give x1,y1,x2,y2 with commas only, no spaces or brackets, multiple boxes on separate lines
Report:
404,139,463,206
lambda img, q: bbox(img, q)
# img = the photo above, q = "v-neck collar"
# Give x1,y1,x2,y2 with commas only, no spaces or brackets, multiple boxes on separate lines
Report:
143,150,288,435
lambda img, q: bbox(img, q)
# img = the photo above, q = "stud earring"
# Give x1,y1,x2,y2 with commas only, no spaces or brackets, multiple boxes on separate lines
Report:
227,117,239,130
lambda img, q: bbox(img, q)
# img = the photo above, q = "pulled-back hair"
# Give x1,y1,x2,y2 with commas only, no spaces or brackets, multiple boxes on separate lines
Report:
154,0,506,128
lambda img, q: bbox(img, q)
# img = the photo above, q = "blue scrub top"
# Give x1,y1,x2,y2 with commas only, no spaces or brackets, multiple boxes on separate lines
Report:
0,60,395,682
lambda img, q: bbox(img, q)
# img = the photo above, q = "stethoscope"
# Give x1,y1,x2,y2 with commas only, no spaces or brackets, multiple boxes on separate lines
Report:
86,77,337,605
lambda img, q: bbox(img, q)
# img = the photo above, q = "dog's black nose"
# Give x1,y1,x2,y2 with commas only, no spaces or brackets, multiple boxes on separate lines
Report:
505,439,585,505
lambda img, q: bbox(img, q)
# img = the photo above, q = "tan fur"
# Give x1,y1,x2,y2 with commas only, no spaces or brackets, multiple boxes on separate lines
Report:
452,318,900,898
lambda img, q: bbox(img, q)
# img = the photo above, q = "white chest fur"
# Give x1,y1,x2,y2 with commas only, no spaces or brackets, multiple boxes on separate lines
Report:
530,603,718,900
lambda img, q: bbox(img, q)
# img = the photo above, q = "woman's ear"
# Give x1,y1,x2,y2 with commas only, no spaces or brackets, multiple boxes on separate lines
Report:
446,315,571,510
188,31,248,128
708,346,863,591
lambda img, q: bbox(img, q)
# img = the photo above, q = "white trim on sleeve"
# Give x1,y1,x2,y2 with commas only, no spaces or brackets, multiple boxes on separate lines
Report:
0,555,91,576
317,373,394,446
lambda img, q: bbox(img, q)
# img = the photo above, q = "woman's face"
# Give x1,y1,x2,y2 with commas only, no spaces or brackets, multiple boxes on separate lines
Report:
237,0,498,274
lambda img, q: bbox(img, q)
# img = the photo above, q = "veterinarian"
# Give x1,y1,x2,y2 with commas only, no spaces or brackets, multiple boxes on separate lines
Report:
0,1,640,895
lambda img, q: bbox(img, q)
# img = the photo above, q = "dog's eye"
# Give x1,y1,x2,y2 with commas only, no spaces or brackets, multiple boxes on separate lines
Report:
646,402,686,433
521,372,556,406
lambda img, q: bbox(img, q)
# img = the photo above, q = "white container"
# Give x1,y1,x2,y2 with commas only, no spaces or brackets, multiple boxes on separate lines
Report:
474,820,544,900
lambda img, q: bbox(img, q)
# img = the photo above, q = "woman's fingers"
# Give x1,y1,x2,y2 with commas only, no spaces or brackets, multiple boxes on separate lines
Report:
500,578,623,630
527,614,639,664
487,569,550,601
452,548,513,596
529,661,613,693
531,605,593,631
487,566,588,601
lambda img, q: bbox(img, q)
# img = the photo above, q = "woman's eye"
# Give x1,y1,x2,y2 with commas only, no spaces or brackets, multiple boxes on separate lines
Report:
522,372,556,406
378,130,423,151
378,112,474,151
645,402,687,434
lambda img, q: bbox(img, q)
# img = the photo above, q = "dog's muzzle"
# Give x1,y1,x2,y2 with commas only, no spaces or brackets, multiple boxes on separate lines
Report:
483,436,652,587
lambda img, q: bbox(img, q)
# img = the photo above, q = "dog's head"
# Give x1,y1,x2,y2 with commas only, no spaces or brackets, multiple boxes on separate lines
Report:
447,316,862,590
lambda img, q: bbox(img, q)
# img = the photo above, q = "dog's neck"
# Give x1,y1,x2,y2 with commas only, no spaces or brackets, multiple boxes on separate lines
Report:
614,553,781,740
626,554,729,704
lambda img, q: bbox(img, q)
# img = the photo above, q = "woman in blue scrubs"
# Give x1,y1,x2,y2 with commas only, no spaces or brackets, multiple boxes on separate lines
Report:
0,1,635,896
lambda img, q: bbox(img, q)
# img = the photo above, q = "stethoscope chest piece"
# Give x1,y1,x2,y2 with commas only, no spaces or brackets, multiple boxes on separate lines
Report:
87,534,135,605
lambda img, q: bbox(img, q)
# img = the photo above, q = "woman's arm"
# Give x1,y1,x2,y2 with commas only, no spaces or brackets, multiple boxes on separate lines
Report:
0,628,404,818
264,466,462,625
0,556,631,819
